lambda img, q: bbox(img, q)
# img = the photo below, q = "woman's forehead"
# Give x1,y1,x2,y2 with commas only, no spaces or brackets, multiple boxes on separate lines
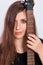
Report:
15,11,27,20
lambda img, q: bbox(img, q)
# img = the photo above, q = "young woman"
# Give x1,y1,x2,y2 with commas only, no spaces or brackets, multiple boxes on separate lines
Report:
0,1,43,65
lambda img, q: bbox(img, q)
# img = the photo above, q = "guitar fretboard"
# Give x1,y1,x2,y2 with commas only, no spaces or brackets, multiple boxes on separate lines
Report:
27,10,36,65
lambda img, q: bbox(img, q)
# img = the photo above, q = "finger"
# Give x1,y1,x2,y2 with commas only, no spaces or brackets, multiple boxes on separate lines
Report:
28,36,35,43
33,0,36,4
29,34,39,40
27,40,34,46
27,44,33,50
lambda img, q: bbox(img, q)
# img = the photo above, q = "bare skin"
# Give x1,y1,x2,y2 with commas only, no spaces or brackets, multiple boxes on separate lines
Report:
14,38,26,53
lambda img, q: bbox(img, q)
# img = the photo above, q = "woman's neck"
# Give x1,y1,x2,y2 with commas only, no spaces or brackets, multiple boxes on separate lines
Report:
14,38,27,53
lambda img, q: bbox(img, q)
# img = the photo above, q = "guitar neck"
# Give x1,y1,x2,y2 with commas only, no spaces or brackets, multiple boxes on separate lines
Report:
27,10,36,35
24,0,36,65
21,0,36,65
27,9,36,65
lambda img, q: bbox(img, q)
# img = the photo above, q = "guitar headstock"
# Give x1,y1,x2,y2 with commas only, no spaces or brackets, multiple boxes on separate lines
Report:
21,0,34,10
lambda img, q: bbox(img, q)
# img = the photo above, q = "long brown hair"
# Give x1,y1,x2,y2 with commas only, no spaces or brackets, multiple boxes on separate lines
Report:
0,1,26,65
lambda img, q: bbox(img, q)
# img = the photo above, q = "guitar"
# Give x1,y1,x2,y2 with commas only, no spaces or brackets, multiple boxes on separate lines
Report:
21,0,36,65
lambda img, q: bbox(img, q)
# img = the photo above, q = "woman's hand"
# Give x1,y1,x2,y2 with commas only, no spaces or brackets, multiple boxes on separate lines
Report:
27,34,43,64
27,34,43,54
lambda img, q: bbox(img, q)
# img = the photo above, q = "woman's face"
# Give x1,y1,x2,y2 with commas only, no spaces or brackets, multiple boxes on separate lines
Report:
13,10,27,39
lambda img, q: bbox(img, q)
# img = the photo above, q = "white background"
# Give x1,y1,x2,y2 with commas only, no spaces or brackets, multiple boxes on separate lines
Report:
0,0,43,42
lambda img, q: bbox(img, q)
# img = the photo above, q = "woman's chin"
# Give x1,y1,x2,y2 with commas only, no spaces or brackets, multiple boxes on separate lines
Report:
14,35,24,39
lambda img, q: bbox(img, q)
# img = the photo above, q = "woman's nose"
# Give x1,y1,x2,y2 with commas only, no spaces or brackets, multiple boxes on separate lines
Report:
16,22,21,30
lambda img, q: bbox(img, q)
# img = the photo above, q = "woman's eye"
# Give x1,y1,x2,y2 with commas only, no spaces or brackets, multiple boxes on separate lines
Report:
21,20,27,23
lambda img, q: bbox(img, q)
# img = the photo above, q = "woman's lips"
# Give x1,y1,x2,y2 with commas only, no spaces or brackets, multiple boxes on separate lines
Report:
15,32,22,35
